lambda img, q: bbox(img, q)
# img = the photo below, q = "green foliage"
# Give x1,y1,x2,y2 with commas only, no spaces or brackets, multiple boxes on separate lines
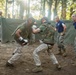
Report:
0,0,76,20
0,0,5,16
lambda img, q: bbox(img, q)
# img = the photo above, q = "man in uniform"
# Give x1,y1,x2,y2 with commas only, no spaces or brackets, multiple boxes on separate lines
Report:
6,17,35,67
71,13,76,65
32,21,38,42
55,16,67,57
32,17,61,73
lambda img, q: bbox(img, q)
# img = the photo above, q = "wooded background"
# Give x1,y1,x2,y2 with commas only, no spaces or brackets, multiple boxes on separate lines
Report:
0,0,76,20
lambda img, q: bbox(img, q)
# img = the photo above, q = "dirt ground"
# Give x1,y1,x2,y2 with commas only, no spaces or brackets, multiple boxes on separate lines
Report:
0,42,76,75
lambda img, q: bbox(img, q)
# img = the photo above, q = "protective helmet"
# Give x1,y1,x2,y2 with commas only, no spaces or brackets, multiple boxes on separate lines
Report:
41,17,48,24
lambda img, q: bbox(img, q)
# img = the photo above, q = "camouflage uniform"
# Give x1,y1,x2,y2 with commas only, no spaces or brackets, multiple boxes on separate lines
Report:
72,22,76,65
74,37,76,56
8,22,32,64
73,22,76,54
57,33,66,52
33,23,61,72
56,20,66,56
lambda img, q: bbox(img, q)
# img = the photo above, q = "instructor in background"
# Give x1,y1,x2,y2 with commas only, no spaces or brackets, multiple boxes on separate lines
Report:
55,16,67,57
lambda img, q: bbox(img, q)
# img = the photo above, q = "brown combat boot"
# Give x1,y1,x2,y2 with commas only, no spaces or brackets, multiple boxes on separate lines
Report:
55,64,61,70
6,62,14,67
62,48,67,57
32,66,43,73
56,48,62,55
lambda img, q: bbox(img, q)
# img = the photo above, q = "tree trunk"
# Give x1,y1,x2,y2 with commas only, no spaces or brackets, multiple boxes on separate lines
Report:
27,0,30,18
5,0,8,18
70,0,75,19
47,0,53,20
43,0,45,16
61,0,66,19
19,2,24,19
48,5,51,20
53,0,57,18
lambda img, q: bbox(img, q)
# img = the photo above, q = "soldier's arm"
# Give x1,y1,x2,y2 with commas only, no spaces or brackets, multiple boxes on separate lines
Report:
16,29,28,45
62,23,66,32
55,28,57,31
32,28,41,34
15,29,22,38
51,26,56,31
60,23,66,35
49,25,56,31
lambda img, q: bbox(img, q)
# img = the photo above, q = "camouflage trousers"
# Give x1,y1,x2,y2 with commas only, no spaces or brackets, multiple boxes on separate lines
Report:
33,43,59,66
57,33,65,50
32,33,36,42
8,43,23,64
74,37,76,54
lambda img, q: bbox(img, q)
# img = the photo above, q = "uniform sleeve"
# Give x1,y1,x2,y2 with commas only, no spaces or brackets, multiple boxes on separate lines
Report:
56,23,58,29
32,25,37,29
61,21,65,26
19,24,25,32
39,25,46,32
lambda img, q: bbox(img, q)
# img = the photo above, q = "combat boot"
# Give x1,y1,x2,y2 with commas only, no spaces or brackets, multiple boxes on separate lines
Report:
55,64,61,70
62,48,67,57
32,66,43,73
56,48,62,55
6,62,14,67
12,53,15,55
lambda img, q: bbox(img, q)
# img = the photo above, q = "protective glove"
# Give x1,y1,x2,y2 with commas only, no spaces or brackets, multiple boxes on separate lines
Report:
32,25,37,29
23,39,28,45
19,37,28,45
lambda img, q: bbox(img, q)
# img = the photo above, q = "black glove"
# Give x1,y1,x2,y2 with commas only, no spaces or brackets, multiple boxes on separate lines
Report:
19,37,28,45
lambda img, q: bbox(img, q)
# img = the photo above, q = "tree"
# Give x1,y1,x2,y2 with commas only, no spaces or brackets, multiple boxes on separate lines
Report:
53,0,60,18
41,0,46,16
26,0,31,18
61,0,67,19
47,0,53,20
70,0,76,18
1,0,76,20
43,0,45,16
16,0,25,19
0,0,5,17
53,0,57,17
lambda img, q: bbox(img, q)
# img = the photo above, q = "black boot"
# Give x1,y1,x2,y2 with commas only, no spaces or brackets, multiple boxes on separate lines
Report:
62,48,67,57
6,62,14,67
55,64,61,70
56,48,62,55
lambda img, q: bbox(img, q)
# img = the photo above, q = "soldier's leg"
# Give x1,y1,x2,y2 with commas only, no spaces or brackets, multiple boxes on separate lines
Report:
74,37,76,56
57,34,62,55
50,53,61,70
32,43,48,72
72,37,76,66
12,44,21,55
47,45,61,70
59,35,67,57
32,33,36,42
57,46,62,55
6,44,23,67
